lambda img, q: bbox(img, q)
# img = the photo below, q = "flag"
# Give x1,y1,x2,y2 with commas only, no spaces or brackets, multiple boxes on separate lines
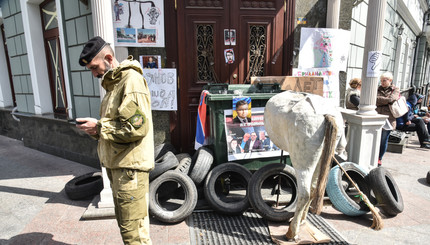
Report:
195,90,210,150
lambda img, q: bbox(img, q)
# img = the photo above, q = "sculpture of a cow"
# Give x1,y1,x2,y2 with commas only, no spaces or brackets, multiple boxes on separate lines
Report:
264,91,347,242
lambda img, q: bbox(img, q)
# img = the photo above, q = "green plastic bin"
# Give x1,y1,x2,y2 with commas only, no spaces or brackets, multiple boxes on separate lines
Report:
203,83,291,171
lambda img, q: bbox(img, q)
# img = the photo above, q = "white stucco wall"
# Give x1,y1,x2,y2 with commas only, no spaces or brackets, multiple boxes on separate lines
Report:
21,0,52,114
0,18,14,108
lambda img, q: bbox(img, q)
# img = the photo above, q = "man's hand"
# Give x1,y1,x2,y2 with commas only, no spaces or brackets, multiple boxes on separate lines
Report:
406,121,412,125
76,117,98,135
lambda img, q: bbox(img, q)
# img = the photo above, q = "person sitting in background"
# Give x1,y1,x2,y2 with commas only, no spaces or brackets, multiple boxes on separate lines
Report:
396,93,430,149
409,93,430,133
345,78,361,110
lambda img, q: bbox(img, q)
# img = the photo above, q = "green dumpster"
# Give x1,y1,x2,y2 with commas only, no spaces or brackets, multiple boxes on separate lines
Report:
203,83,291,171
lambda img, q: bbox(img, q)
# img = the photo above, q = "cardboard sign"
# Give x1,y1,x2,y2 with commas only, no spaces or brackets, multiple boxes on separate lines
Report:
142,68,177,111
251,76,323,96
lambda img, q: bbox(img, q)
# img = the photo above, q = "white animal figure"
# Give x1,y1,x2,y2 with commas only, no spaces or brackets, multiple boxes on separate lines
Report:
264,91,346,242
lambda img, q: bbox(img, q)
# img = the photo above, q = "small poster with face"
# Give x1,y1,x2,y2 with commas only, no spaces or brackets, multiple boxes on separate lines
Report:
139,55,161,69
224,29,230,45
224,49,235,64
230,29,236,46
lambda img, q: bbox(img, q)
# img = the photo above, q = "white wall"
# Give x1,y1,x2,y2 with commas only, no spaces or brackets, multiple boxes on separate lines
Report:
21,0,52,114
0,24,14,107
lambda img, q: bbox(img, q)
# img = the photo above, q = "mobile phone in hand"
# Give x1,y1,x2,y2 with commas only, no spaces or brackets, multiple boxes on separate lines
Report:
75,120,86,125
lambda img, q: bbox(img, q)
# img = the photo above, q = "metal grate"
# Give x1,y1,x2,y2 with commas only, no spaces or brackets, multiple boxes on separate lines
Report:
189,211,350,245
306,213,350,245
189,210,273,245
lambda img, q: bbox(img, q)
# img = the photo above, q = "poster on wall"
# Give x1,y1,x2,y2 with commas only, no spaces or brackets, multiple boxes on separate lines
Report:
112,0,165,47
142,68,177,111
366,51,382,78
140,55,161,69
292,68,339,105
298,28,350,71
224,107,284,161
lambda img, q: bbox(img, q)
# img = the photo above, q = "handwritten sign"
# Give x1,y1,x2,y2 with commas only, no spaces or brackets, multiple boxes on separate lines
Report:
142,68,177,111
251,76,324,96
293,68,339,105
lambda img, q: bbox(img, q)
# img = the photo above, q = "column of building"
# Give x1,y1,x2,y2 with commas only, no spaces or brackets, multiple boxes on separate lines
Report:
90,0,115,209
327,0,388,170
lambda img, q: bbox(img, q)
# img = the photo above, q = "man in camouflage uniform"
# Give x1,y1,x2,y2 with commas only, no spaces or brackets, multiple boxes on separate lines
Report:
76,36,154,245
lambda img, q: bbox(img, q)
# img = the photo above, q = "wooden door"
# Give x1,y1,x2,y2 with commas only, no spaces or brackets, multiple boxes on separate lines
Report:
176,0,290,153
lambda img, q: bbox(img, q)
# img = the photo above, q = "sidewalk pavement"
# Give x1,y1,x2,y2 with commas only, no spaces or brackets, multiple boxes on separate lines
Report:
0,134,429,245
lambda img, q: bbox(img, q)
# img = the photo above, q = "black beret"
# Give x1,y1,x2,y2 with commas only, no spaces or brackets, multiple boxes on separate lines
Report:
79,36,107,66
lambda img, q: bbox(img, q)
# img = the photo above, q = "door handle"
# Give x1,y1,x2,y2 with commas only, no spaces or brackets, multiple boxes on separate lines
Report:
233,74,237,79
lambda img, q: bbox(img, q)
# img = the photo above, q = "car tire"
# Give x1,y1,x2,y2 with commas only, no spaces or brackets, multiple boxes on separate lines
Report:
149,151,179,181
149,170,198,223
204,162,252,215
189,147,214,185
366,167,404,216
326,162,371,216
248,163,298,222
175,153,192,175
154,143,177,161
65,172,103,200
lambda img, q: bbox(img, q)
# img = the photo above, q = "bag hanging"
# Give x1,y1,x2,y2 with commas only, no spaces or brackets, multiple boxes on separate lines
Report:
389,96,408,118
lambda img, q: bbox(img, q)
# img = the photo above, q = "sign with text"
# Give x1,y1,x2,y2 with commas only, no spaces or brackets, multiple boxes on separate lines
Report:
293,68,339,105
142,69,177,111
251,76,323,96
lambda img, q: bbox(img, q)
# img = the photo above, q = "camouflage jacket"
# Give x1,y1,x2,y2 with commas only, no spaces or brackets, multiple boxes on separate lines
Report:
96,56,154,171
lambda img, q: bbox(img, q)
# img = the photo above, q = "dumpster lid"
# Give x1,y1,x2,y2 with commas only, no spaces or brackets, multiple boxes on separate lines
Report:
204,83,281,101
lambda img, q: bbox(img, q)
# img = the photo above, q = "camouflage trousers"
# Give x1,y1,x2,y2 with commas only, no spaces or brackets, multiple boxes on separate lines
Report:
106,168,152,245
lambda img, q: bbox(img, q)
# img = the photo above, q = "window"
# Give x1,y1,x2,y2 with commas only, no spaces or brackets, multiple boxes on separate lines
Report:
40,0,67,116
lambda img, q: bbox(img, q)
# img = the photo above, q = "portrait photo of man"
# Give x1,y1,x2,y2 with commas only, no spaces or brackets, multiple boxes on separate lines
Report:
232,97,252,124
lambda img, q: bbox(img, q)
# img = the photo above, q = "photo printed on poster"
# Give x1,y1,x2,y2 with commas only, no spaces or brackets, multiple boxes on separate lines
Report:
225,107,284,161
113,0,165,47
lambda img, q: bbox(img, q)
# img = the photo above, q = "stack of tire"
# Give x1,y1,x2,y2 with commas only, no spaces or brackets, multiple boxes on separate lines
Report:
148,144,215,223
204,162,299,222
65,148,405,222
200,161,405,222
326,162,404,217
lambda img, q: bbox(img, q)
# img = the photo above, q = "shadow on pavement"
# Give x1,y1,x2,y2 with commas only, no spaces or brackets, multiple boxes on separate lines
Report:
417,178,430,187
0,184,93,207
0,232,72,245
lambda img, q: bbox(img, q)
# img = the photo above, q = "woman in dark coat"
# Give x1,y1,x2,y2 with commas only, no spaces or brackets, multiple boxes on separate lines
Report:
376,72,399,166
